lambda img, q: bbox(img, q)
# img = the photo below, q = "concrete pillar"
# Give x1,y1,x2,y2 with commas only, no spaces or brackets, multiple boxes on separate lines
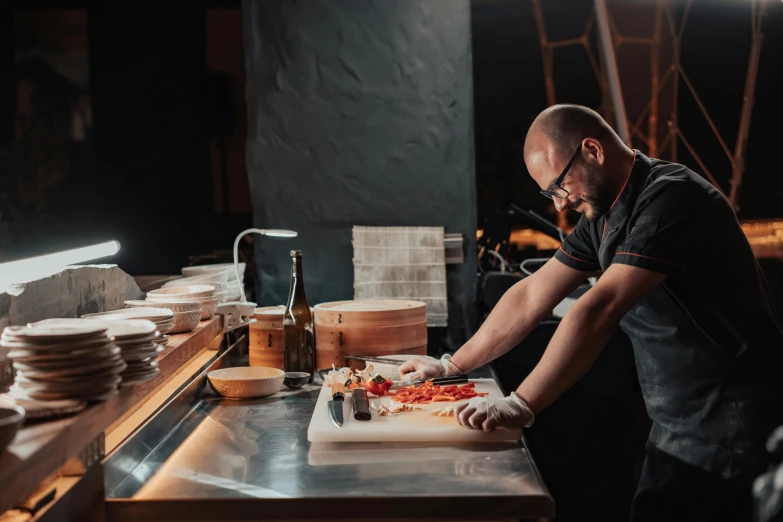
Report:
242,0,477,340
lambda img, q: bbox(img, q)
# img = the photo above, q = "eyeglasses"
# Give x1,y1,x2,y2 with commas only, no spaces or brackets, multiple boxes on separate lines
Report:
540,144,582,200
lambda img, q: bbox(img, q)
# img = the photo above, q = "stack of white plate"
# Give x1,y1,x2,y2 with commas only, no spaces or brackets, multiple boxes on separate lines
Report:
94,320,162,385
146,285,219,320
2,322,125,402
83,307,175,337
182,263,245,301
124,301,201,334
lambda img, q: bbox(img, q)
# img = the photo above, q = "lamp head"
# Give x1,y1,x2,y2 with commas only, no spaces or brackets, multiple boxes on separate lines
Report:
262,229,298,238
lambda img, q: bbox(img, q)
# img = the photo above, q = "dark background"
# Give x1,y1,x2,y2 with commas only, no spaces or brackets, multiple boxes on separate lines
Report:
0,0,781,274
0,3,781,520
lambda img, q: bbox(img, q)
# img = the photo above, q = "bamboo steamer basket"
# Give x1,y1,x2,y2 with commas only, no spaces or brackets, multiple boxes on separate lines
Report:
314,300,427,370
249,306,286,370
249,305,316,370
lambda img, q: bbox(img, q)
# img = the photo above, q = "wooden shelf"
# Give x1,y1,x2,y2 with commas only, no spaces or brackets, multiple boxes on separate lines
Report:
0,317,223,513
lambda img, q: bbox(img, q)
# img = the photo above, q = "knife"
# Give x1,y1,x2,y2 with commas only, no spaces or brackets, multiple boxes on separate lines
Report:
345,355,404,366
328,383,345,427
352,388,372,421
392,374,470,389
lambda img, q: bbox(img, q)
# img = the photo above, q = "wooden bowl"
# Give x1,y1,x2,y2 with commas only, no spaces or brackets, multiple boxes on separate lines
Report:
207,367,284,399
0,405,25,454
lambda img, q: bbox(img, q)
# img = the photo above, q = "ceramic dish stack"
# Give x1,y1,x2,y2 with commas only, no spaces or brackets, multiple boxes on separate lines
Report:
146,285,218,321
2,321,125,403
124,301,201,334
162,271,230,303
182,263,245,302
91,319,162,385
83,307,175,342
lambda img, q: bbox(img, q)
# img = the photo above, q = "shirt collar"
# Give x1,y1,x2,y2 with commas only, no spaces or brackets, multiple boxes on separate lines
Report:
605,150,651,222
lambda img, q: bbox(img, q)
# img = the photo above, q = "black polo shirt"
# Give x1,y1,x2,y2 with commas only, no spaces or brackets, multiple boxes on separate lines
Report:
554,151,783,476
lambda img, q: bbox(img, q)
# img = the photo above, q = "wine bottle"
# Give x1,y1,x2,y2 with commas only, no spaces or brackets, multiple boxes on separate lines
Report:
283,250,315,382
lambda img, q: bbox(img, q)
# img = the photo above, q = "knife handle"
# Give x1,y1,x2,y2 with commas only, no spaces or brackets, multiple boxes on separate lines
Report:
352,389,372,421
408,374,469,387
431,374,469,384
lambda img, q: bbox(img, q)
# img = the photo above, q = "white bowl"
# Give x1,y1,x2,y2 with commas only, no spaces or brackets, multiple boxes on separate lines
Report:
225,280,244,301
207,366,284,399
169,310,202,334
167,271,230,286
163,279,228,295
125,300,201,314
147,296,218,320
183,263,244,282
147,285,216,300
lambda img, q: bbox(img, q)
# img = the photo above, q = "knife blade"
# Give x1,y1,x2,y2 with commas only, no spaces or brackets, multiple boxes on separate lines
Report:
328,383,345,427
392,374,470,389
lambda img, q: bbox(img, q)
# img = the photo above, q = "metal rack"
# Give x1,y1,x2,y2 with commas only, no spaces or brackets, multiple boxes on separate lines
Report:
529,0,768,212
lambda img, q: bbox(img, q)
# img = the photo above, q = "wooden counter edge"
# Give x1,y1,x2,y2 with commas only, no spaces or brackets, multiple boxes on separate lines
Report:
0,316,222,514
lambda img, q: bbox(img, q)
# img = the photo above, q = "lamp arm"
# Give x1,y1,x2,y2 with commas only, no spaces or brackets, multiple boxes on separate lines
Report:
233,228,268,303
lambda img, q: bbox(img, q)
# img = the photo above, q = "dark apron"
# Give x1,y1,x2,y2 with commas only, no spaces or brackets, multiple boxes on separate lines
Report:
623,284,783,521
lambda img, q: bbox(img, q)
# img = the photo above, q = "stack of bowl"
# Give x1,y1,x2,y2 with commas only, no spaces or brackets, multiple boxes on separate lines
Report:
161,270,231,303
3,321,126,402
123,301,200,334
145,285,218,321
182,263,245,302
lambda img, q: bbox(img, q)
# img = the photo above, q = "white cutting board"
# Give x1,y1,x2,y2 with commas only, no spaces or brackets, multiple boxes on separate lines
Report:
306,379,522,443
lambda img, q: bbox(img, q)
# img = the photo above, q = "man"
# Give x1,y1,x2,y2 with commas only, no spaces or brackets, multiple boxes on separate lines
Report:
400,104,783,521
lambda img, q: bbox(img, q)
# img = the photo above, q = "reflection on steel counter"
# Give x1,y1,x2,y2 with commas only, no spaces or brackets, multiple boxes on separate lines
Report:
103,340,554,521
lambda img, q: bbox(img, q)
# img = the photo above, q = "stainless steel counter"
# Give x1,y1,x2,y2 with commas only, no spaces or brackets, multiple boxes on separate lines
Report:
104,336,553,521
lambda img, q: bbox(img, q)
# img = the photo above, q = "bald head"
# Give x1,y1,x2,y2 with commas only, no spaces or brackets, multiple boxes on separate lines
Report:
524,104,617,164
523,104,634,222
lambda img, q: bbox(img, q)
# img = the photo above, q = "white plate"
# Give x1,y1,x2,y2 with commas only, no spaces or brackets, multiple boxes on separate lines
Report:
126,299,200,313
80,319,158,339
3,324,108,343
82,308,173,321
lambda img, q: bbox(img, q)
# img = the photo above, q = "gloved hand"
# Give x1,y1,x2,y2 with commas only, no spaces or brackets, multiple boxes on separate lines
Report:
398,354,463,381
455,392,535,432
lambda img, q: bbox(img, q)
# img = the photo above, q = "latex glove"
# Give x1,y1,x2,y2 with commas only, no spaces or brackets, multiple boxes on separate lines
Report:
456,392,535,432
398,354,462,381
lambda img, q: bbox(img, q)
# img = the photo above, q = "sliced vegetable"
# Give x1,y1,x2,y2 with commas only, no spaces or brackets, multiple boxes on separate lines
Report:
325,365,371,389
390,380,487,404
365,374,394,396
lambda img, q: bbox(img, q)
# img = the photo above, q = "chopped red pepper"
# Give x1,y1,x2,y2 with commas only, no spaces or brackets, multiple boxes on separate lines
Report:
364,374,394,396
389,380,487,404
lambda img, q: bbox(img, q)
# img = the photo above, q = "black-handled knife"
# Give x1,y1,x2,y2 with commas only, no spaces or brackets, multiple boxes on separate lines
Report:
352,388,372,421
393,374,470,389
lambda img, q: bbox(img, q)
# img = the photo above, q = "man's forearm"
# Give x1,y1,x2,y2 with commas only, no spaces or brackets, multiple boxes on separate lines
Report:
514,298,621,414
451,279,550,373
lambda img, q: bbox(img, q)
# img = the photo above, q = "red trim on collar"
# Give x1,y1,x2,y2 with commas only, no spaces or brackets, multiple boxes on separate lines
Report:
608,149,637,213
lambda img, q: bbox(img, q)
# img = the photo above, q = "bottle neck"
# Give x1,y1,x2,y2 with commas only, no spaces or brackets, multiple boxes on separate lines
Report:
288,256,307,305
